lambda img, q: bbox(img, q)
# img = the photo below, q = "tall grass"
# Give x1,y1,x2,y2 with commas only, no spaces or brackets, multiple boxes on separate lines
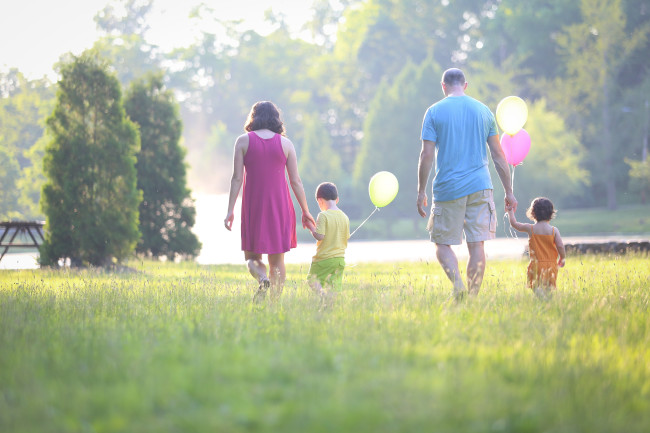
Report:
1,255,649,433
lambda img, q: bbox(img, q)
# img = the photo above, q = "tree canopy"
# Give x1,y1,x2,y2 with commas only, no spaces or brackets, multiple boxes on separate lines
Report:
2,0,649,241
124,72,201,260
40,52,141,266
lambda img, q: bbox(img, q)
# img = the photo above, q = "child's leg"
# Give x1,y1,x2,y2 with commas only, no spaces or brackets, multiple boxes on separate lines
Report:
307,262,323,295
308,274,325,295
325,259,345,292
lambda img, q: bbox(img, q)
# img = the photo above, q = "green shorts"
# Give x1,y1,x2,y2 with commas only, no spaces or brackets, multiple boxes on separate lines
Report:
308,257,346,290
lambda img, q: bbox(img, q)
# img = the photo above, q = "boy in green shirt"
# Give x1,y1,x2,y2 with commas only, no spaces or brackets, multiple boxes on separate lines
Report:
307,182,350,296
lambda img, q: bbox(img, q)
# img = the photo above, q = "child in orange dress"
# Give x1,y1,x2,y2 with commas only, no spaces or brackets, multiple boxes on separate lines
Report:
507,197,566,291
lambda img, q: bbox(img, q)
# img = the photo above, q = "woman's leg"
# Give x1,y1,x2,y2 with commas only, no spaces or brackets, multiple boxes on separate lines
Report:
244,251,268,283
268,253,286,297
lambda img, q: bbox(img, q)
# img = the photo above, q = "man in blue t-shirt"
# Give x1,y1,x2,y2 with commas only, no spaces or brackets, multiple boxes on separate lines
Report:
417,68,517,299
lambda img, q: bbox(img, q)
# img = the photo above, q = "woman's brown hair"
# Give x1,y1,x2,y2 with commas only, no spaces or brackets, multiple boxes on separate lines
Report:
244,101,285,135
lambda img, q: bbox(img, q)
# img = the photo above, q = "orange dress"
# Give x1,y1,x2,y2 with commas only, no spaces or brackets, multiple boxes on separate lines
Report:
527,227,559,289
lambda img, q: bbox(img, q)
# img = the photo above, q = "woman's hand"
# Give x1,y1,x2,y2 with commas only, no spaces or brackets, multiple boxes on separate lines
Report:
302,212,316,229
224,211,234,231
304,219,316,233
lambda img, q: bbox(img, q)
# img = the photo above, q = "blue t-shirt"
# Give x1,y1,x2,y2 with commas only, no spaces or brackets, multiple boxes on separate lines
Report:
421,95,498,202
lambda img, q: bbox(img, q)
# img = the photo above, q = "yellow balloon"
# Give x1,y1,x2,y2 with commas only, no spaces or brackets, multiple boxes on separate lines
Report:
496,96,528,136
368,171,399,208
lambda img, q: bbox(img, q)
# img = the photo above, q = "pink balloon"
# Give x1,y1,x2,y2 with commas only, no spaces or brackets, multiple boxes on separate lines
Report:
500,128,531,165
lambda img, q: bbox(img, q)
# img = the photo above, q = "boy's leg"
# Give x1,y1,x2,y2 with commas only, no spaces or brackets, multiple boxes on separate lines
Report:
325,258,345,292
308,274,325,295
308,261,326,296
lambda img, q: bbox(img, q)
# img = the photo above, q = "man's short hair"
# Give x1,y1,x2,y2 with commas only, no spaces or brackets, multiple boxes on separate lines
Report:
316,182,338,201
442,68,466,87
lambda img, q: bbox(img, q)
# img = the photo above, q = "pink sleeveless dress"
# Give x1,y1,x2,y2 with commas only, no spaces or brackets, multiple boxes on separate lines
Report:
241,131,297,254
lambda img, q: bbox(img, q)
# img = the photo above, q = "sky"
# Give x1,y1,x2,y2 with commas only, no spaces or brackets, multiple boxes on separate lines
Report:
0,0,315,80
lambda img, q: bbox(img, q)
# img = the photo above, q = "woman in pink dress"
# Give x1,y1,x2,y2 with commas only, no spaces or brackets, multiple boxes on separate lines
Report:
224,101,315,300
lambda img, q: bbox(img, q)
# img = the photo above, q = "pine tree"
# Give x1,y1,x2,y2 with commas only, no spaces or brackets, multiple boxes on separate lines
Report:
40,52,141,267
124,73,201,260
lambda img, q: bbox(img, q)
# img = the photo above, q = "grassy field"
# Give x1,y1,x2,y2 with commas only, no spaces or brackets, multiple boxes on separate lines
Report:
554,204,650,235
1,255,649,433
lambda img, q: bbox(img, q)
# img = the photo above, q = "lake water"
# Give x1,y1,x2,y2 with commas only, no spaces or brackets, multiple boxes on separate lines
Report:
2,193,645,270
192,193,531,265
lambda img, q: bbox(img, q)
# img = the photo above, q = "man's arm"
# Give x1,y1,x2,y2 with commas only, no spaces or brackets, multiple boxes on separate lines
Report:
486,135,517,212
417,139,435,217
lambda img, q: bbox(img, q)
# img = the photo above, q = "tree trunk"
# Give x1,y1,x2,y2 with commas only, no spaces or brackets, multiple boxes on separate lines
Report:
602,50,617,210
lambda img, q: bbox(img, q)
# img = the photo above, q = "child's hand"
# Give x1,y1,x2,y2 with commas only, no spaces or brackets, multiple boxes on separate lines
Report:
558,257,565,268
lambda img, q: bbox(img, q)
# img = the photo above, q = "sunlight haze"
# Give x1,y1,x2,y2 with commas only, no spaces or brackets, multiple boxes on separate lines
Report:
0,0,314,80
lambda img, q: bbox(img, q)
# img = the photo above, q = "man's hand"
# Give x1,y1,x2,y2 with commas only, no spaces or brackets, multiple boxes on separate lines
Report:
417,191,428,218
504,192,518,213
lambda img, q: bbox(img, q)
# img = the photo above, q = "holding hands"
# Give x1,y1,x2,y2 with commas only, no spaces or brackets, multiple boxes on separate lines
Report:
302,212,316,231
505,192,518,212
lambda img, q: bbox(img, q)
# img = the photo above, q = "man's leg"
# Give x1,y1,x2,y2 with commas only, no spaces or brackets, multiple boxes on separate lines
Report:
466,241,486,295
463,190,495,296
435,243,466,297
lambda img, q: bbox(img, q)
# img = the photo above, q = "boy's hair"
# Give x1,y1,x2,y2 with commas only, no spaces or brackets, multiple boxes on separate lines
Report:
316,182,338,201
526,197,556,222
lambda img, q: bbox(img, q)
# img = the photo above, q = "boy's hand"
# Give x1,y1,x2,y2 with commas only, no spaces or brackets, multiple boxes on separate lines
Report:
558,257,565,268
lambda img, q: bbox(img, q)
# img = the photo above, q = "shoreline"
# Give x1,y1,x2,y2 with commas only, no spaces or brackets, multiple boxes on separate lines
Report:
3,235,647,270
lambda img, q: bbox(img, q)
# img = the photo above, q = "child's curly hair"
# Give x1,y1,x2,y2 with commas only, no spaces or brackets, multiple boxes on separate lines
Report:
526,197,556,222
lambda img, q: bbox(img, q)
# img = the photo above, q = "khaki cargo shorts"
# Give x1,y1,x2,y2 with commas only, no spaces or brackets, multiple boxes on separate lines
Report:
427,189,497,245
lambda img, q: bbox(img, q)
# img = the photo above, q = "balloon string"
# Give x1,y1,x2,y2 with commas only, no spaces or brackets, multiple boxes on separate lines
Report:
349,207,379,238
503,212,519,239
503,163,518,239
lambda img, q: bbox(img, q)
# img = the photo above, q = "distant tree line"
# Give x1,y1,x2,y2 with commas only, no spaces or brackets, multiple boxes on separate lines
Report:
1,0,649,246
